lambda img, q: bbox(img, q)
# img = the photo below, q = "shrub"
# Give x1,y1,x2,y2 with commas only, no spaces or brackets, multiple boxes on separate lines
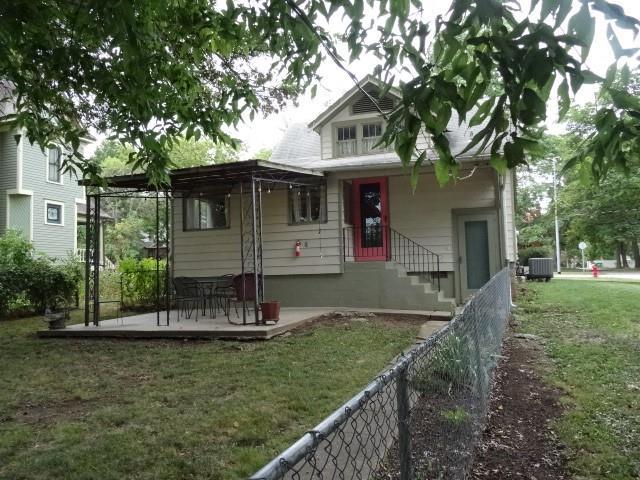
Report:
119,257,167,308
518,246,552,266
0,231,82,317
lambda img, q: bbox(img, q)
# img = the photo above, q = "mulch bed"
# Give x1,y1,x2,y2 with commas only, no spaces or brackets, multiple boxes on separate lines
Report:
470,332,569,479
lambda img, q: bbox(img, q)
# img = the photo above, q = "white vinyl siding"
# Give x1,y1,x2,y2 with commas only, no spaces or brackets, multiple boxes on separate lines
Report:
172,166,500,278
328,167,496,273
21,140,85,258
172,176,342,277
370,167,496,273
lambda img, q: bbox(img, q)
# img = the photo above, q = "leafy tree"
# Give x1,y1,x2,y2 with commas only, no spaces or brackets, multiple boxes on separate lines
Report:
253,148,273,160
1,1,638,186
560,167,640,268
89,138,241,262
521,71,640,269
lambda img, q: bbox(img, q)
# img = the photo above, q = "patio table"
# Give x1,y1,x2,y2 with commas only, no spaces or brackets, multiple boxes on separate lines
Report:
185,276,233,318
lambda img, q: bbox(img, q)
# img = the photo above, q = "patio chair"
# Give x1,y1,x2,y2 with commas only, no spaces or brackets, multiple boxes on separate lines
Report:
173,277,204,321
212,274,234,317
215,273,260,322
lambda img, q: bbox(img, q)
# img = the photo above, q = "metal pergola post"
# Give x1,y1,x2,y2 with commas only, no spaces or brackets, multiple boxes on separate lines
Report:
155,191,160,327
239,182,247,324
251,177,260,324
165,190,170,326
84,193,101,326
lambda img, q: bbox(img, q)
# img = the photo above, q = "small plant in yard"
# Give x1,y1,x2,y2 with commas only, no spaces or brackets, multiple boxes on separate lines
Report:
441,407,471,427
411,334,477,396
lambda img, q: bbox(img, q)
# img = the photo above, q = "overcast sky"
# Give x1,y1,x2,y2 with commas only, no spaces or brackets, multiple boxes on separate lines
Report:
234,0,640,156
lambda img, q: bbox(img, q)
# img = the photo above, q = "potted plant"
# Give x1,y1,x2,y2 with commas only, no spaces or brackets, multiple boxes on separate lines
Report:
43,295,71,330
260,300,281,323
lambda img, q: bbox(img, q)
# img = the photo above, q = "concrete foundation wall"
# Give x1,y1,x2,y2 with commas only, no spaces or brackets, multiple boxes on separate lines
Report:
264,262,455,312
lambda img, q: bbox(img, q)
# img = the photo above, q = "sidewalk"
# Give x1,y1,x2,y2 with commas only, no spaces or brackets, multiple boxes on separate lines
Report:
555,271,640,282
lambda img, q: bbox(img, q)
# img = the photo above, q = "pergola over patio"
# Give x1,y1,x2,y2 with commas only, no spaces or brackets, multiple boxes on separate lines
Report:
80,160,325,328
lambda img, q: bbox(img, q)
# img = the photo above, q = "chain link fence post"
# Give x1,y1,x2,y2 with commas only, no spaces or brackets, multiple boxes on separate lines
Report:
396,364,411,480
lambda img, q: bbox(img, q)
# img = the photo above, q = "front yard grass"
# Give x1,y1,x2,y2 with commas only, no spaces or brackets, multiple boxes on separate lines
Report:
0,312,418,479
518,280,640,479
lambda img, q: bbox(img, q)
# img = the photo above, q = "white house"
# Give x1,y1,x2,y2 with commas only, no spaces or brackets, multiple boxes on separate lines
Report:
165,76,517,310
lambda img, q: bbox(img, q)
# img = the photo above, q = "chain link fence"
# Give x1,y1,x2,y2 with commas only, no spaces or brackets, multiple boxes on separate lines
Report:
251,267,512,480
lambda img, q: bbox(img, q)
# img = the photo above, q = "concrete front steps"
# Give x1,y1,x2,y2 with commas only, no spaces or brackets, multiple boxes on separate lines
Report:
342,261,457,313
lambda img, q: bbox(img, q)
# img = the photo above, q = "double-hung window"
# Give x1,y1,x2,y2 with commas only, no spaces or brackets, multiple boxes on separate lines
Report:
289,184,327,224
361,123,383,153
335,126,357,157
183,195,229,231
47,146,62,183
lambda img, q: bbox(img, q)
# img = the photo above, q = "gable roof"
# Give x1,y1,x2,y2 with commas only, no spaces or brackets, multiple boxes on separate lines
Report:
308,75,401,132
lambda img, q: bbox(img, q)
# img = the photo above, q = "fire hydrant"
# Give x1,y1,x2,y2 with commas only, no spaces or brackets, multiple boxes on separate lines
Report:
591,263,599,278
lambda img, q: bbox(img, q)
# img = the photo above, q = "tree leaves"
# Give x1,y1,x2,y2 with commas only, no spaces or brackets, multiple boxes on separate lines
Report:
2,0,640,188
568,2,596,61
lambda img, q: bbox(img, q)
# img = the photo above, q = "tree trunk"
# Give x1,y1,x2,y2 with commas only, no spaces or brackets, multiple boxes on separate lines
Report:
616,242,623,269
632,239,640,270
621,242,629,269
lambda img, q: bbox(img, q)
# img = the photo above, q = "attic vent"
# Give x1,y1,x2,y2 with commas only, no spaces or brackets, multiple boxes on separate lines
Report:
352,92,394,115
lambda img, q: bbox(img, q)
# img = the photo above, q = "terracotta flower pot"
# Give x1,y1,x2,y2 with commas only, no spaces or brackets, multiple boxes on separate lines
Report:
261,301,281,323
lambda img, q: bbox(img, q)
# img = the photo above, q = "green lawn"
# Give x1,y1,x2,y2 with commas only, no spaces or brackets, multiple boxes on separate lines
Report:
0,312,418,479
518,280,640,479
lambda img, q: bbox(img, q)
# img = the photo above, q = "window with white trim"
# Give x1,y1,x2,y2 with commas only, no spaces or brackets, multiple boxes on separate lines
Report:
361,122,383,153
183,195,229,230
335,125,357,156
45,201,63,225
47,146,62,183
333,120,390,157
289,184,327,224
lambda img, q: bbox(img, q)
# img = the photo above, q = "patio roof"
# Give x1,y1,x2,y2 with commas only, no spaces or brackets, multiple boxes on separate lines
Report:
80,159,325,192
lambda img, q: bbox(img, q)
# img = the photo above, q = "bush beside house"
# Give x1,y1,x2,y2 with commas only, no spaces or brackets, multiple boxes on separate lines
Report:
0,231,82,318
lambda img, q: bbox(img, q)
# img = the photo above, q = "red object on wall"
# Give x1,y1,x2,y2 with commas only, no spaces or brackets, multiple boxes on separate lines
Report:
295,240,301,257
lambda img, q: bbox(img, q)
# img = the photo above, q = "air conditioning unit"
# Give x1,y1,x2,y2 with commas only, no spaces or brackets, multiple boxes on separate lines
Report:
527,258,554,281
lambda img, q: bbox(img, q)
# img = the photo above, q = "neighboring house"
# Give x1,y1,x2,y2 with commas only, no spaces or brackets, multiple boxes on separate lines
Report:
87,75,517,313
0,100,93,258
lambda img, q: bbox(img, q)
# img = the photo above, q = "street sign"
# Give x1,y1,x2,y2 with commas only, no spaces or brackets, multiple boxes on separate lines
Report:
578,241,587,269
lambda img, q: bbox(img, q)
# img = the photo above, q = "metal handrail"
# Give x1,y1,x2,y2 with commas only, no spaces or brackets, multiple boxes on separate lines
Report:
342,225,441,291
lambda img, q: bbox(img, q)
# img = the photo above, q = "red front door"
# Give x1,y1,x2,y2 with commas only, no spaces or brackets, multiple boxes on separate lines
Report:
353,177,389,261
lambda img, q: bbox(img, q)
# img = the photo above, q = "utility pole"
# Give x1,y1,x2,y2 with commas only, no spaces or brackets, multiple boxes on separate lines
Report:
552,157,561,274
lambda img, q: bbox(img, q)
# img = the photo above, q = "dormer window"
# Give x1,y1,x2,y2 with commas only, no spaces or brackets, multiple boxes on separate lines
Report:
336,126,357,156
334,120,390,158
362,123,382,153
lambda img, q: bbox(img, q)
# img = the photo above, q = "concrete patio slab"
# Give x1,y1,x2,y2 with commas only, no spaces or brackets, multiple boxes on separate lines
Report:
37,307,452,340
38,308,334,340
